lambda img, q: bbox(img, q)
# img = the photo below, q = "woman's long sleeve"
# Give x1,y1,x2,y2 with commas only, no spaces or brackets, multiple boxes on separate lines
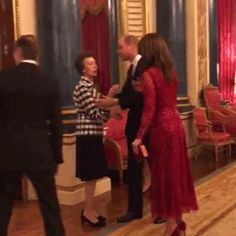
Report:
136,72,156,140
73,84,109,121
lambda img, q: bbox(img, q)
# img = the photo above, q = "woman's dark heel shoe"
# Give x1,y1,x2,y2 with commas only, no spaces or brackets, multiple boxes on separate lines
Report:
97,215,106,221
153,217,166,224
178,221,186,236
170,221,186,236
170,225,180,236
81,211,106,227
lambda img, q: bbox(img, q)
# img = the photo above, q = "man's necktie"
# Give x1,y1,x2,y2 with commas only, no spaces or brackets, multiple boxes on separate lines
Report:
127,64,134,77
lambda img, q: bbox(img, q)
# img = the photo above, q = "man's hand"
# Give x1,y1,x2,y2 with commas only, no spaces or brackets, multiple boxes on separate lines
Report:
132,80,143,92
132,138,142,155
108,84,121,97
96,97,118,108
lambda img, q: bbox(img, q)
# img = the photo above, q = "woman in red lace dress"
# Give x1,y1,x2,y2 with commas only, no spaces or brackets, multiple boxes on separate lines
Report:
132,34,198,236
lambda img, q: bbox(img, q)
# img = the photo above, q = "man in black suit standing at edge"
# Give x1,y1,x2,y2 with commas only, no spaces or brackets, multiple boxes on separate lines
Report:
97,35,144,222
0,35,65,236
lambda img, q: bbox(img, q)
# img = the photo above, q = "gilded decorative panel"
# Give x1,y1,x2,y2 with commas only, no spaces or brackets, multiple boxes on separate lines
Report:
118,0,146,37
12,0,37,37
12,0,20,38
197,0,208,91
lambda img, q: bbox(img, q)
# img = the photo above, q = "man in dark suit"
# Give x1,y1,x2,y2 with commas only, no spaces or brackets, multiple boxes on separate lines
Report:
0,35,65,236
97,35,144,222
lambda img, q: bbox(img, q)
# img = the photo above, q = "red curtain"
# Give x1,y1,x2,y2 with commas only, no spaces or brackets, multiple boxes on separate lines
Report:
218,0,236,102
80,0,111,94
80,0,107,20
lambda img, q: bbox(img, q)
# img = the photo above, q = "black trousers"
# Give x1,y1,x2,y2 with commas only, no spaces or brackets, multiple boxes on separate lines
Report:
127,137,144,216
0,170,65,236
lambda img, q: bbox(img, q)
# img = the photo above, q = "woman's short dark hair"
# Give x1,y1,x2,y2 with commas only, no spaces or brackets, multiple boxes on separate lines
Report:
14,35,38,60
74,52,93,75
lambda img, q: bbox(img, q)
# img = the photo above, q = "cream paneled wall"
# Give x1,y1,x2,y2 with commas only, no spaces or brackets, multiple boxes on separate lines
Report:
197,0,210,97
186,0,199,106
186,0,210,106
145,0,157,33
13,0,36,37
119,0,146,38
118,0,156,37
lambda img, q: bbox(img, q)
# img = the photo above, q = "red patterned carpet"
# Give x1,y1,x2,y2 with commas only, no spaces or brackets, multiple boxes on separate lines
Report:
107,162,236,236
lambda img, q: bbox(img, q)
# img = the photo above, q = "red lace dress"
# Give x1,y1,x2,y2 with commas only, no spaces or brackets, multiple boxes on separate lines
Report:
136,67,198,218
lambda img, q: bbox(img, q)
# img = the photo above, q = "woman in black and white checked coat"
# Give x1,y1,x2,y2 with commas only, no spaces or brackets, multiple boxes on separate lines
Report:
73,52,119,227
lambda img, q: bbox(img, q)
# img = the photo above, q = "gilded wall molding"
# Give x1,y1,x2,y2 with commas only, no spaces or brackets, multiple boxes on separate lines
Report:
145,0,156,33
197,0,209,92
12,0,20,39
118,0,146,38
186,0,198,106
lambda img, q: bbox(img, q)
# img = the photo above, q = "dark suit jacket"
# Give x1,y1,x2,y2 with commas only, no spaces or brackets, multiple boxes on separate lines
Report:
117,59,144,141
0,62,63,171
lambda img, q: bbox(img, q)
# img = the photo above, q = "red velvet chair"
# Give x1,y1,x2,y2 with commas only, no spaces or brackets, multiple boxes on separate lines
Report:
104,138,124,183
203,84,236,142
193,107,233,162
103,110,128,183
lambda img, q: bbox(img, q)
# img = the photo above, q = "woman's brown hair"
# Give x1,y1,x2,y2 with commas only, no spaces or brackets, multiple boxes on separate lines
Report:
138,33,174,82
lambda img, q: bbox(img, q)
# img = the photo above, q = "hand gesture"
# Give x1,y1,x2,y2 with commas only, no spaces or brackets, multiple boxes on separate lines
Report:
108,84,120,97
96,97,117,108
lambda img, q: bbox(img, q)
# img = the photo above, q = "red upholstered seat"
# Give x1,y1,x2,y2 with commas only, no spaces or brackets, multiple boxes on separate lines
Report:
103,111,128,183
104,111,128,158
193,107,233,162
104,138,122,167
204,84,236,139
199,132,230,143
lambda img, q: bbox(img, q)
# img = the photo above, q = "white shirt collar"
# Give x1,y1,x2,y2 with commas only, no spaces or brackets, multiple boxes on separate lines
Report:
132,54,141,65
21,59,38,65
131,54,142,73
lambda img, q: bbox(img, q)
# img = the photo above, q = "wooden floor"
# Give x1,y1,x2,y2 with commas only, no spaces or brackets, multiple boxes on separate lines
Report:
8,149,236,236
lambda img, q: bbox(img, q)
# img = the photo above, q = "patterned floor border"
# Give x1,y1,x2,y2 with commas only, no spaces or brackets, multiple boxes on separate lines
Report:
95,161,236,236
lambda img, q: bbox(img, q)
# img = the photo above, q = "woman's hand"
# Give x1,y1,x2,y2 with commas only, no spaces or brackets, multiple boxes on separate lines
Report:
132,138,142,155
108,84,120,97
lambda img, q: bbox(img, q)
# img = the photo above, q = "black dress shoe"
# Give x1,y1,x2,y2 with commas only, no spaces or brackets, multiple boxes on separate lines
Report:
153,217,166,224
117,212,142,223
81,211,106,227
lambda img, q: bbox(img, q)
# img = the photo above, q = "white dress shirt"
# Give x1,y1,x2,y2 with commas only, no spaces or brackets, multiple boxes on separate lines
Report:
21,59,38,65
131,54,142,75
